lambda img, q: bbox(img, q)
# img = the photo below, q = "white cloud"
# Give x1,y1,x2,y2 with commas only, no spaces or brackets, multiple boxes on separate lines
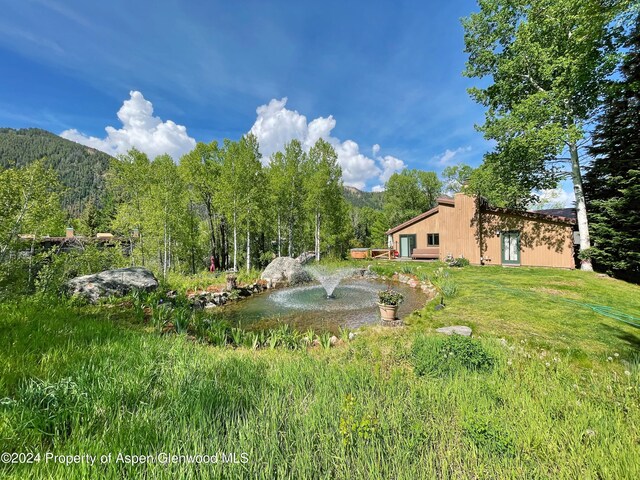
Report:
378,155,406,184
61,91,196,160
249,97,405,190
372,185,385,193
530,187,576,209
433,146,472,165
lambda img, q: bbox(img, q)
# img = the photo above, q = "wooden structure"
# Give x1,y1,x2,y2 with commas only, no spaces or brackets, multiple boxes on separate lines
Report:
370,248,394,260
350,248,370,259
386,193,577,268
411,248,440,260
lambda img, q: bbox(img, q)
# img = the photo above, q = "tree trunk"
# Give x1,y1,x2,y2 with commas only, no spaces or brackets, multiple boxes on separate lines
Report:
140,230,145,267
315,211,321,262
288,217,293,257
233,212,238,272
163,220,168,280
569,142,593,271
220,216,228,271
246,225,251,273
277,213,281,257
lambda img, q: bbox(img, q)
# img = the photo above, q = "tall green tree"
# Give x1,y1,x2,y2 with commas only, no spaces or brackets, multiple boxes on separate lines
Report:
266,151,288,257
463,0,631,270
585,15,640,279
146,154,187,280
281,140,307,257
219,134,264,272
0,160,65,261
107,149,152,266
442,164,475,195
304,139,344,261
383,169,441,227
179,141,227,269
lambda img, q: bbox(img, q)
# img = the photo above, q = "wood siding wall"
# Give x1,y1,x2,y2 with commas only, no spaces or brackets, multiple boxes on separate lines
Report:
390,193,575,268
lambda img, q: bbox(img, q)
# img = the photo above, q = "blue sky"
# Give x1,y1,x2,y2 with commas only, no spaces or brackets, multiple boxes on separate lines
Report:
0,0,499,191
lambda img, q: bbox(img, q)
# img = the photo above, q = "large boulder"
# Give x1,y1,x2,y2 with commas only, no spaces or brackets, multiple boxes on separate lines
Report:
66,267,159,303
261,256,312,288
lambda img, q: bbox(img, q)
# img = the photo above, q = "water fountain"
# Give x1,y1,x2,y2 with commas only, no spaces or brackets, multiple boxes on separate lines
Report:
304,266,352,298
209,265,425,332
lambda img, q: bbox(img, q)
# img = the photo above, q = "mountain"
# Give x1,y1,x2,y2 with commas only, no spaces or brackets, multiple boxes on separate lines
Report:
342,185,384,210
0,128,113,215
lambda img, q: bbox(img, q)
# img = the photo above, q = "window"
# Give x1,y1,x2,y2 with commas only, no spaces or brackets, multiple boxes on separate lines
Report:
427,233,439,246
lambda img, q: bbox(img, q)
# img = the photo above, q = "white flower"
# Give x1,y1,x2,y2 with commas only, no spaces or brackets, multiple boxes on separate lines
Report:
614,353,619,357
607,357,613,362
507,360,512,366
624,371,631,376
545,362,550,367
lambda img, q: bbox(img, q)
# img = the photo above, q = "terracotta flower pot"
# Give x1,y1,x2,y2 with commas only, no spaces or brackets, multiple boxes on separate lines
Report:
378,303,399,322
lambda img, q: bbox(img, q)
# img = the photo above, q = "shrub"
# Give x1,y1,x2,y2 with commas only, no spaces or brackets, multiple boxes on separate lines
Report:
412,334,494,377
448,257,470,267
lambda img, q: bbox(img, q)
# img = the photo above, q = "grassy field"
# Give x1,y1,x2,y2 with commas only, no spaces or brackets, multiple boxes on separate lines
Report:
0,262,639,479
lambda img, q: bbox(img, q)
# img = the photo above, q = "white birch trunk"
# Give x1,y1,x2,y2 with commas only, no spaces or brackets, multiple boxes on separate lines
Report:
277,213,281,257
288,218,293,257
163,220,167,280
246,225,251,273
233,211,238,272
315,211,321,262
569,142,593,271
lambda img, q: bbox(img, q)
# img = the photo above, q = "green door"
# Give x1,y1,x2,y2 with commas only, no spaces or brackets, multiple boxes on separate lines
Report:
399,234,416,258
501,231,520,265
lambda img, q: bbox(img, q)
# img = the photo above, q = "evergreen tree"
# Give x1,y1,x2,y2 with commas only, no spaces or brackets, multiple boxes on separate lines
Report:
585,16,640,279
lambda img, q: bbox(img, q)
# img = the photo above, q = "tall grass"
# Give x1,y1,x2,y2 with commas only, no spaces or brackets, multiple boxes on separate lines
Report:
0,293,639,479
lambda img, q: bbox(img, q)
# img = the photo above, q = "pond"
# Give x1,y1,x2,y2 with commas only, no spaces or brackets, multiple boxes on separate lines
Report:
208,278,427,333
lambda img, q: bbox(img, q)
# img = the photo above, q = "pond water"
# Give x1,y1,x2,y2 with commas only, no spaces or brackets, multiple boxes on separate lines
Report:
209,278,427,333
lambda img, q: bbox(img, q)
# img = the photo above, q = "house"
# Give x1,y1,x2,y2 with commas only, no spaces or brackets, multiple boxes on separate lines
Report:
385,193,577,268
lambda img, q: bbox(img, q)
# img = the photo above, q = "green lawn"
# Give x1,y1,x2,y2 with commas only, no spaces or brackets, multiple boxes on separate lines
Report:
0,263,639,479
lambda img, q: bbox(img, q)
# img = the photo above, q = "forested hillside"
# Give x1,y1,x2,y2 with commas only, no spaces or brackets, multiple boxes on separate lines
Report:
342,185,383,209
0,128,112,215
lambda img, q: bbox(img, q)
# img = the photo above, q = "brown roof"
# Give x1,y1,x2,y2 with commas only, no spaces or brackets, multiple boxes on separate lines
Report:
485,206,576,224
532,208,576,221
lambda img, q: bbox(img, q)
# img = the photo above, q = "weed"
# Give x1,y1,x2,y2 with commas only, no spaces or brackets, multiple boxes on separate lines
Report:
463,414,515,456
412,334,494,377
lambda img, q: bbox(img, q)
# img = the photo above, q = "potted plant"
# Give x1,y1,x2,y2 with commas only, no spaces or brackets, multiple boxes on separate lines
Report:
377,288,404,321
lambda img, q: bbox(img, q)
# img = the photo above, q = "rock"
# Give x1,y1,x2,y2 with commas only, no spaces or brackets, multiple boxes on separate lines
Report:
204,302,217,310
66,267,158,303
261,256,312,287
329,335,338,346
226,275,237,291
408,280,419,288
295,251,315,265
436,326,472,337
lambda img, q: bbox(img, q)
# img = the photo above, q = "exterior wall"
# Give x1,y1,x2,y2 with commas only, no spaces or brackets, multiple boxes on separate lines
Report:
389,211,441,255
389,193,575,268
480,212,574,268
